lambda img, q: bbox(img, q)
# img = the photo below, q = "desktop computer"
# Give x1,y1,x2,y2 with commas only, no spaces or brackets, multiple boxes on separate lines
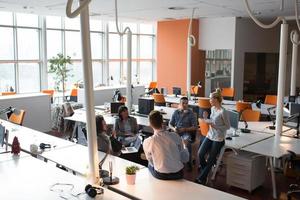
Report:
172,87,181,97
227,109,240,137
138,97,154,115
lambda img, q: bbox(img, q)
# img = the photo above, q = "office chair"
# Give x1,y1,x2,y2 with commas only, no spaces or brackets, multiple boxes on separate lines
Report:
198,98,211,109
235,101,252,113
66,88,78,102
153,93,166,106
1,92,16,96
42,89,54,103
286,150,300,200
221,88,234,100
265,95,277,106
191,85,199,97
8,109,26,126
240,109,261,121
199,119,209,137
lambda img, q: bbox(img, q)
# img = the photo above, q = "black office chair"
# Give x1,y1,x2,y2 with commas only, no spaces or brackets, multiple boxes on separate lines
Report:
286,150,300,200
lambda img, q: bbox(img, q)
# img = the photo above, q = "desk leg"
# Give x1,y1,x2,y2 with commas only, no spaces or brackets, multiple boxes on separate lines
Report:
211,146,225,181
269,157,277,199
70,121,79,141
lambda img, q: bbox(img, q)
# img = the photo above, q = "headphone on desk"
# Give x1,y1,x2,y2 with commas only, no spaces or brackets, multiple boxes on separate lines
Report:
39,143,51,150
85,184,104,198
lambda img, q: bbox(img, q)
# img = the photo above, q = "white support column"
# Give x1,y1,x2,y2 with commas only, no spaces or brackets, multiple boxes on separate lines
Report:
186,40,192,99
275,23,288,136
290,31,299,96
79,0,99,183
126,30,132,112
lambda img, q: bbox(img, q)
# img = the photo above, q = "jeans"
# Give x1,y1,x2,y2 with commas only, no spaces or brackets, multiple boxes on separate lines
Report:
148,164,183,180
197,137,224,183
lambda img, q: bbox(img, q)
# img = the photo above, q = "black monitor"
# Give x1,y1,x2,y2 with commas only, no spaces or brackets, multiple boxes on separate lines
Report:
110,102,125,114
0,124,5,147
138,98,154,115
173,87,181,97
227,110,239,130
289,96,296,103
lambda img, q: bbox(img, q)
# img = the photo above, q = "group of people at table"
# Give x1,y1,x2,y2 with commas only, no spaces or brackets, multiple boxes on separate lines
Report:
94,88,229,185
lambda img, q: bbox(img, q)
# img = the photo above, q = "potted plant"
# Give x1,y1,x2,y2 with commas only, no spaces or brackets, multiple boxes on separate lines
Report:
48,53,73,102
125,165,139,185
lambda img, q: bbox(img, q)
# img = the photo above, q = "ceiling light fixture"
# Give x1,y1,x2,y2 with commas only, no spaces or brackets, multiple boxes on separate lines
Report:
168,7,186,10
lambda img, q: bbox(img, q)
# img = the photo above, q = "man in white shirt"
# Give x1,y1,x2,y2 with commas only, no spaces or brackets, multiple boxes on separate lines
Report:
143,110,189,180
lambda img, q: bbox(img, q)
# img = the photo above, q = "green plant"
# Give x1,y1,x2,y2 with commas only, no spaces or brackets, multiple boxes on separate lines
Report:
48,53,73,102
126,165,139,175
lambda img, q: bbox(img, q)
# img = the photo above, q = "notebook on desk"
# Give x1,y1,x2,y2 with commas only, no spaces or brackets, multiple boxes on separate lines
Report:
121,137,142,154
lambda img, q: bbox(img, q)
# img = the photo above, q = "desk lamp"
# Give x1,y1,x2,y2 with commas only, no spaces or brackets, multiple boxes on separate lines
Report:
239,109,251,133
256,99,276,130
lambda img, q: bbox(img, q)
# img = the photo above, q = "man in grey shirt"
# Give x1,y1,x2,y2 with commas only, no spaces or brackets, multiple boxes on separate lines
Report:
169,97,197,171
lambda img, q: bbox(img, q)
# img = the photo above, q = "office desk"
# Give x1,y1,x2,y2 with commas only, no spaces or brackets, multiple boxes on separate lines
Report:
42,144,145,177
0,150,29,162
109,167,246,200
0,119,75,154
0,156,129,200
242,136,300,199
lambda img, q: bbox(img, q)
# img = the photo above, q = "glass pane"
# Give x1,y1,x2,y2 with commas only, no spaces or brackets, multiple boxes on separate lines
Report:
18,63,40,93
122,23,137,33
90,19,102,31
140,35,153,59
65,17,80,30
92,62,103,87
17,28,39,60
139,62,153,85
122,61,137,84
0,64,15,92
66,62,83,90
46,16,62,29
0,27,14,60
65,31,81,59
109,62,121,86
140,23,154,34
91,32,102,59
47,70,55,90
47,30,62,59
16,13,39,27
109,21,119,32
123,34,137,59
0,11,13,25
109,33,120,59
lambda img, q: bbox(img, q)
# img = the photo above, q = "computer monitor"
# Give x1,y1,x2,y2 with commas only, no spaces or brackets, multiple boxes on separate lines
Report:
0,124,5,147
289,96,296,103
227,110,239,134
110,102,125,114
172,87,181,97
138,97,154,115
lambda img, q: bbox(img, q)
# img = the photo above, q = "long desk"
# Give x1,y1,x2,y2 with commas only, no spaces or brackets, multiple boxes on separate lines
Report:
109,167,246,200
0,155,129,200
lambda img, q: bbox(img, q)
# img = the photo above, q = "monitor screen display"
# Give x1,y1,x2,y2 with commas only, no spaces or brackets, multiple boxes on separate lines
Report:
110,102,125,114
0,124,5,147
227,110,239,130
172,87,181,97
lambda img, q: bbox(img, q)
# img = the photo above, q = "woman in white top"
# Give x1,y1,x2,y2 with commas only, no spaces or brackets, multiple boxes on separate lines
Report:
195,89,230,184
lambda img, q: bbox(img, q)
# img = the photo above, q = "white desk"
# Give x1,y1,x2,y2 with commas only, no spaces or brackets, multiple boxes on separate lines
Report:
109,167,246,200
0,156,129,200
242,136,300,199
41,144,145,177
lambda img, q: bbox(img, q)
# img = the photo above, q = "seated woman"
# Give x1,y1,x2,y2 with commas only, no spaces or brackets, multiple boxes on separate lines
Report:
113,106,138,146
95,115,111,153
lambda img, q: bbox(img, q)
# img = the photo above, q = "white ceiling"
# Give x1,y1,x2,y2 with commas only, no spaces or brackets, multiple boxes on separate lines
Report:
0,0,299,21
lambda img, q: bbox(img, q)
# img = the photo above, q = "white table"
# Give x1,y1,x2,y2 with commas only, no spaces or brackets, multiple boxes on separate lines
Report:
41,144,145,177
242,136,300,199
109,167,246,200
0,156,129,200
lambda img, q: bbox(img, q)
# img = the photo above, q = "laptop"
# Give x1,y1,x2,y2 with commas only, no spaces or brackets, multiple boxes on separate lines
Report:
121,136,142,154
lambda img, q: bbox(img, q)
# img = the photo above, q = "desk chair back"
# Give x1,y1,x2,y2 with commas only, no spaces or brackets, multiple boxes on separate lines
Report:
42,89,54,103
9,109,25,125
265,95,277,105
199,119,209,136
236,101,252,113
198,98,211,109
1,92,16,96
240,109,260,121
69,88,78,102
153,93,166,106
191,85,199,96
221,88,234,100
149,81,157,89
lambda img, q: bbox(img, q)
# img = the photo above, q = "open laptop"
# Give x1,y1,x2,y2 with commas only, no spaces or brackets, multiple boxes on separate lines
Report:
121,136,142,154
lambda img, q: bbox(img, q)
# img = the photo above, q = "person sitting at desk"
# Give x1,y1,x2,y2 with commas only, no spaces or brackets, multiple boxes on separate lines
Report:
169,96,197,171
143,110,189,180
195,88,230,185
112,105,138,146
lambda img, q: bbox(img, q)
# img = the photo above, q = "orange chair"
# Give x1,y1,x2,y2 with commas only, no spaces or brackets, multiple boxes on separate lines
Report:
153,93,166,106
265,95,277,106
1,92,16,96
198,98,211,109
240,109,261,121
149,82,157,89
221,88,235,100
236,101,252,113
42,89,54,103
9,109,26,126
199,119,209,136
67,88,78,102
191,85,199,96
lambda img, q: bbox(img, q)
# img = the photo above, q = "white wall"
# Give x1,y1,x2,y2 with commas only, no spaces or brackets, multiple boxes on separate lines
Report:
199,17,236,50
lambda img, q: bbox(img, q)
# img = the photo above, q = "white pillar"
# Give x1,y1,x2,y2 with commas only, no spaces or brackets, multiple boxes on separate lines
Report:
79,0,99,183
186,40,192,99
275,23,288,136
290,32,299,96
126,30,132,113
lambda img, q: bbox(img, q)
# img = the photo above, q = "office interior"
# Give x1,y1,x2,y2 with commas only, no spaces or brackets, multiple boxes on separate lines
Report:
1,0,300,199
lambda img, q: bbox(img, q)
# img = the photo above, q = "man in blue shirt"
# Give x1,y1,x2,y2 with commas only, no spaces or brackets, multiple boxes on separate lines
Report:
169,97,197,171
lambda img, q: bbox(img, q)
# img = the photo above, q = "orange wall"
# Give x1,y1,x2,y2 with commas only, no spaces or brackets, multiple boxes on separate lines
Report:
157,19,205,96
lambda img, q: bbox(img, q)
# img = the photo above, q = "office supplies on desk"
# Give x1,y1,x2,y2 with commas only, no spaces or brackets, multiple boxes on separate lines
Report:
121,136,142,154
103,161,119,185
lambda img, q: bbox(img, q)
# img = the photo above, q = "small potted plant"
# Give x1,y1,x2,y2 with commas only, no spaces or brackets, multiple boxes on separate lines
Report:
125,165,139,185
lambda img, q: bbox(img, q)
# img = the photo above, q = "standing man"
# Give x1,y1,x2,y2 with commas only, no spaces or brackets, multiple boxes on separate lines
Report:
143,110,189,180
169,97,197,171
